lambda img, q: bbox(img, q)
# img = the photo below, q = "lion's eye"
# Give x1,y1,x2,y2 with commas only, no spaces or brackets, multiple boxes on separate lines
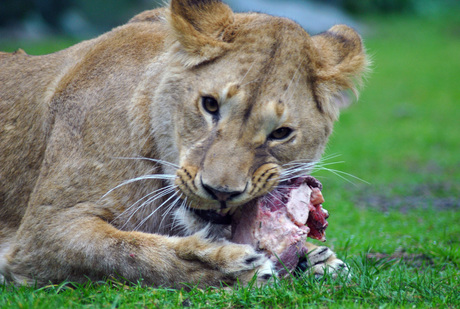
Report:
202,96,219,115
269,127,293,140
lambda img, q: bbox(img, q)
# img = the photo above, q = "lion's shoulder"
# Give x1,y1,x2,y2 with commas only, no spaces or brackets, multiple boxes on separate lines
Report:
128,8,166,24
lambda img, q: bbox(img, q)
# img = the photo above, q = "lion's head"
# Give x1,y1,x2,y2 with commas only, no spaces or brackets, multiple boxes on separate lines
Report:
149,0,368,222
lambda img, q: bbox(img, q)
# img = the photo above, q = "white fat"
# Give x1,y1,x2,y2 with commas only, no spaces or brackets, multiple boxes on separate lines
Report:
285,183,312,225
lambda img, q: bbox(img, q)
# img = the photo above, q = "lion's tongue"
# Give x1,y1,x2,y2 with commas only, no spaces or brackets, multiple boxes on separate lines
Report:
231,176,329,274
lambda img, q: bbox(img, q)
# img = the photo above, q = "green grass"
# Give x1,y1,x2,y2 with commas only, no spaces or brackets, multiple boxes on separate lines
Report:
1,12,460,308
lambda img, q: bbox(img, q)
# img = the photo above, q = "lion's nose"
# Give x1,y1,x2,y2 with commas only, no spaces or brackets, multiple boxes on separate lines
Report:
201,182,244,202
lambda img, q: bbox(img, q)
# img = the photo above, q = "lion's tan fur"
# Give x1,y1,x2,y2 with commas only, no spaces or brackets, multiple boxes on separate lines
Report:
0,0,367,287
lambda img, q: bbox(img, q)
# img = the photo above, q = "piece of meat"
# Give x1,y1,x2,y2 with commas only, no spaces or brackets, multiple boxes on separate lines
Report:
231,176,329,274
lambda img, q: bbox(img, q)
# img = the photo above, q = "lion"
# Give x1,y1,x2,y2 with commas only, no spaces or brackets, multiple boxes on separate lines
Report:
0,0,368,287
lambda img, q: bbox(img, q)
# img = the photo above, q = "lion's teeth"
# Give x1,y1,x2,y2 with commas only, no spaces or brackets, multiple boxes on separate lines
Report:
229,206,238,216
220,208,231,215
219,206,238,216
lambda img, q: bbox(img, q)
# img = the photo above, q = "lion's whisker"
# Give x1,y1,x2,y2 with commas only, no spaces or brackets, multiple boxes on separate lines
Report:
111,156,180,169
280,166,313,177
135,157,180,169
283,160,316,167
159,194,184,231
113,185,173,222
136,186,177,211
101,174,177,199
279,163,316,181
283,154,342,167
134,190,181,231
118,185,178,230
266,191,284,205
278,153,368,185
314,166,369,185
262,195,278,209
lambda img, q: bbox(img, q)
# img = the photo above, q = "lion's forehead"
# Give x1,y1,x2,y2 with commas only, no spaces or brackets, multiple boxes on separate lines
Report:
180,15,322,149
211,58,312,137
218,82,286,120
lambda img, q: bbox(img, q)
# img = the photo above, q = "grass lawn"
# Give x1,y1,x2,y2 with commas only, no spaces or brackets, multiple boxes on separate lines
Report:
1,11,459,309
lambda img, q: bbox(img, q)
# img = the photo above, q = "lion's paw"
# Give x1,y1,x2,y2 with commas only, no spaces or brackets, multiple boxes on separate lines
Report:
303,246,349,279
218,243,275,284
175,231,275,286
203,239,276,286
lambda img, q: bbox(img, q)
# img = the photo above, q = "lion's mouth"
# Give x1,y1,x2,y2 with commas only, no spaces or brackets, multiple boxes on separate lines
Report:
190,208,234,225
190,197,250,224
190,175,325,229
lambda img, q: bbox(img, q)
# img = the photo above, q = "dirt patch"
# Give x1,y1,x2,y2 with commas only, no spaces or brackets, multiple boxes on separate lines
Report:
367,249,434,268
353,182,460,213
448,24,460,38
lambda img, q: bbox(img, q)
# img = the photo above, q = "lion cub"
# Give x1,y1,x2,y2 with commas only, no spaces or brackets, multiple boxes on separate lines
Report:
0,0,368,287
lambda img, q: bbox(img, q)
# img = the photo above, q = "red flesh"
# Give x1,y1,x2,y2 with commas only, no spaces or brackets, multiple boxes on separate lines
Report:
231,176,329,274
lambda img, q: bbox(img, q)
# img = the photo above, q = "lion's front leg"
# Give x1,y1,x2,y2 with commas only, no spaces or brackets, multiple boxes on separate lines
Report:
297,242,349,279
4,207,274,287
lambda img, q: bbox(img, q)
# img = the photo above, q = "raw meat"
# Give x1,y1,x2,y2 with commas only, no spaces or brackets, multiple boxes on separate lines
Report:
231,176,329,273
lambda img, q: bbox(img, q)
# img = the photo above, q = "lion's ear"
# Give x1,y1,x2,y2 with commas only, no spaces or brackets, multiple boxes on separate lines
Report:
311,25,369,115
167,0,234,67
